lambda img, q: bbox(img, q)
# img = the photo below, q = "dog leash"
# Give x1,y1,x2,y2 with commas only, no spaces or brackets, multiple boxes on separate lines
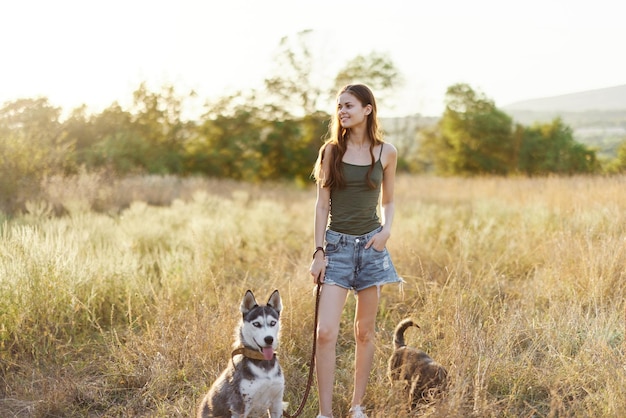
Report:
283,278,322,418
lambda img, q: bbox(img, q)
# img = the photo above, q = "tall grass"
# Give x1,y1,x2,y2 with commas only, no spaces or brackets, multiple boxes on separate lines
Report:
1,174,625,417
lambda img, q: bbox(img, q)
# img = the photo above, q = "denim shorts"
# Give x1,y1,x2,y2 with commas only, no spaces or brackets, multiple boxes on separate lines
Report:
323,227,403,293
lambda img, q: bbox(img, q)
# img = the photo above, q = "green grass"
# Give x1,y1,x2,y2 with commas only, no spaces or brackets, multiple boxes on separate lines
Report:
1,174,625,417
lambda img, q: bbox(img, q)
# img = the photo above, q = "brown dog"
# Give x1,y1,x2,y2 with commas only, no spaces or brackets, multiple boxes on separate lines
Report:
388,318,447,410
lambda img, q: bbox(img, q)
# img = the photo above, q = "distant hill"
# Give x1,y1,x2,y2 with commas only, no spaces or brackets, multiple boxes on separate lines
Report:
504,85,626,158
503,84,626,113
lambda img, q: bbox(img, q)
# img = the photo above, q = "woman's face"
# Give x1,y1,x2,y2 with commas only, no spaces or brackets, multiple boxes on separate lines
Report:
337,92,371,129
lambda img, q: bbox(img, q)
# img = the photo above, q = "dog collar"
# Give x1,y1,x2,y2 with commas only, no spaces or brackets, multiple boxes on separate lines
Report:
231,347,275,361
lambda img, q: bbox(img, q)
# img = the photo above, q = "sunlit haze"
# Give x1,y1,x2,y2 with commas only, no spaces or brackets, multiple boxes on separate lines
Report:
1,0,624,118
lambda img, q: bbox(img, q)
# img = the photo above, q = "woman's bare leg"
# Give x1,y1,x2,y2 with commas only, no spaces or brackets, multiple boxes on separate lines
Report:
316,285,349,417
351,286,379,408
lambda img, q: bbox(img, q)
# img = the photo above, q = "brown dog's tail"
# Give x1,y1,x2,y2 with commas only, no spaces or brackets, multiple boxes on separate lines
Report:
393,318,420,349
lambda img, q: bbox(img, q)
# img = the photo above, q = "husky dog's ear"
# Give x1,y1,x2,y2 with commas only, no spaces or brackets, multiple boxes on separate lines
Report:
241,290,258,314
267,289,282,314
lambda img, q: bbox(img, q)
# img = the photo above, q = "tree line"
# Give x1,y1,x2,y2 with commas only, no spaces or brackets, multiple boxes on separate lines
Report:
417,84,607,176
1,30,626,215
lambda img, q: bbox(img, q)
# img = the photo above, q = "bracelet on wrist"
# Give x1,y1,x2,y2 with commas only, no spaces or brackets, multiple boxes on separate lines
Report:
312,246,325,259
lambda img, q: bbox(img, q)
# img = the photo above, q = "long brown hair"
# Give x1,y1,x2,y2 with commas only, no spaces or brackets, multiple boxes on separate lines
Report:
312,84,384,190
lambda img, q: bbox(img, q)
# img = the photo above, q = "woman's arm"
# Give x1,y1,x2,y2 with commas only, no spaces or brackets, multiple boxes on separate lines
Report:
367,143,397,251
310,145,333,283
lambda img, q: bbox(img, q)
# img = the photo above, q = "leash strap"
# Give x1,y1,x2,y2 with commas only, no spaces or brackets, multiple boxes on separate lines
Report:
283,279,322,418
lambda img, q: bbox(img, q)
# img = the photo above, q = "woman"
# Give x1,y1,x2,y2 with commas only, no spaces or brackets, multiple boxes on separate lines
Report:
309,84,402,418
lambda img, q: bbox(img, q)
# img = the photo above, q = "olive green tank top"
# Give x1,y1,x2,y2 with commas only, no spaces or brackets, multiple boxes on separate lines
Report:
329,145,384,235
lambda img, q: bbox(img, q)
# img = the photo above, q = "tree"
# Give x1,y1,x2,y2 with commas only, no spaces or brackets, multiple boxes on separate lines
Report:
0,98,73,212
62,105,96,171
69,103,148,174
331,51,402,108
263,29,323,118
436,84,515,175
413,124,451,174
188,97,263,180
257,118,303,180
129,83,189,174
606,139,626,173
617,140,626,172
263,30,402,118
518,118,598,175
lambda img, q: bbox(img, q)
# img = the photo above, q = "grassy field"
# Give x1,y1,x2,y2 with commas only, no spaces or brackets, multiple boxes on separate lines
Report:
1,174,625,417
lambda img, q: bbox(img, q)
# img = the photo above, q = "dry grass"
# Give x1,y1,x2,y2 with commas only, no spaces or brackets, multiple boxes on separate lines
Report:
1,174,625,417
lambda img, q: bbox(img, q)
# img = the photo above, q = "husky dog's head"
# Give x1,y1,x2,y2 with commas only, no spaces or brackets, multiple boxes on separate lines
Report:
239,290,282,360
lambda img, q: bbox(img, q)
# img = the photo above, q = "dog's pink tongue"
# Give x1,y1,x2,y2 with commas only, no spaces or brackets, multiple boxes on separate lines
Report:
262,347,274,360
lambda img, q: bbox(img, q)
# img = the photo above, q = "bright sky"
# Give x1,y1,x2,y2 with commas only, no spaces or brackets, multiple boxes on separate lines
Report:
1,0,624,118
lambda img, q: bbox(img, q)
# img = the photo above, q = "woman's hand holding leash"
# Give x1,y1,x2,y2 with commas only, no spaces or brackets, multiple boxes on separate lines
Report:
310,247,325,285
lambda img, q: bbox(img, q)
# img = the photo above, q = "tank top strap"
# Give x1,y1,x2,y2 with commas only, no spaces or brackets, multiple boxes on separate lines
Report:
378,143,384,161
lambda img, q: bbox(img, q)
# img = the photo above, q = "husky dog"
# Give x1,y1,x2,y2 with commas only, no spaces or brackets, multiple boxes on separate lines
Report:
388,318,447,410
197,289,284,418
